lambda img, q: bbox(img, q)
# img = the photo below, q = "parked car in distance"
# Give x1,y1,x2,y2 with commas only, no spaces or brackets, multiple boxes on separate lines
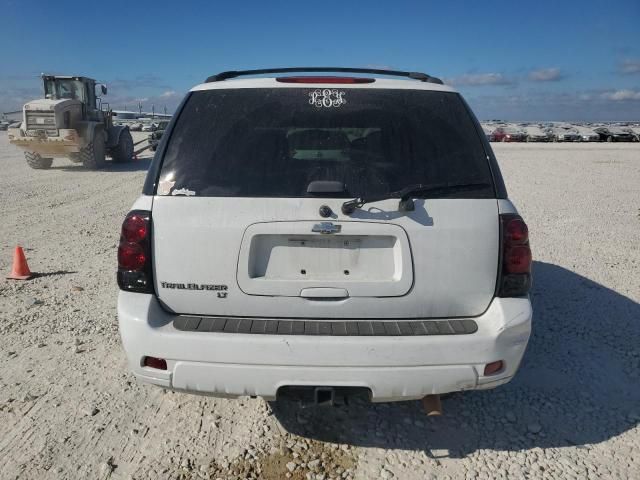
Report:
594,126,636,142
622,126,640,142
148,120,171,151
481,125,493,141
523,126,550,142
117,67,533,406
141,123,158,132
490,126,526,142
0,121,9,131
548,126,581,142
574,126,601,142
129,122,143,132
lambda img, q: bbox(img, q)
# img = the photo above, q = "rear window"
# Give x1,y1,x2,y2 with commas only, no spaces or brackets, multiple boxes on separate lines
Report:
157,88,495,198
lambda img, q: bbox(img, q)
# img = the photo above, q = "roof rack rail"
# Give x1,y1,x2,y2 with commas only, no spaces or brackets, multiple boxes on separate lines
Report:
205,67,443,84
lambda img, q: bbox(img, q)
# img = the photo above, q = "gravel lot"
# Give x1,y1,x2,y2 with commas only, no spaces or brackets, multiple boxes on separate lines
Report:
0,135,639,480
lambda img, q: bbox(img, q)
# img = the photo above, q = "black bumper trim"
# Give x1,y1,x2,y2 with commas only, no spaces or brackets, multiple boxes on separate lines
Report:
173,316,478,336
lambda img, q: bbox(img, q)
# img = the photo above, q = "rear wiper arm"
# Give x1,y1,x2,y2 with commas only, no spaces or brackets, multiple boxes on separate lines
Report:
341,182,491,215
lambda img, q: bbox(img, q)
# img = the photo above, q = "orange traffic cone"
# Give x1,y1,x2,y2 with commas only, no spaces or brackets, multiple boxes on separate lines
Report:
7,246,33,280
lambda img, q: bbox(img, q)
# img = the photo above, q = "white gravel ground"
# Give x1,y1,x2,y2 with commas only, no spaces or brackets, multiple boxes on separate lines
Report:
0,136,639,480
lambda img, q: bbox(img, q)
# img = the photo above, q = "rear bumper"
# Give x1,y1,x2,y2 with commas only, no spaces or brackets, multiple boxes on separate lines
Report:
118,293,532,402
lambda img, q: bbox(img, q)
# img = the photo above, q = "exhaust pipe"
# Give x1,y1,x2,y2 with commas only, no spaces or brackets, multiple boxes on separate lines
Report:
422,394,442,416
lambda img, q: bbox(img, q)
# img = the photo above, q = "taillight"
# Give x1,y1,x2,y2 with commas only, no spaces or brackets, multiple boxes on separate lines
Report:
276,76,375,84
497,214,532,297
117,210,153,293
118,242,146,270
121,213,148,242
504,246,532,274
505,217,528,243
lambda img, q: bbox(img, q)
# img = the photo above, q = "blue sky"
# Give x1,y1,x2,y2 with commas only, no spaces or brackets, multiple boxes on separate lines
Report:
1,0,639,120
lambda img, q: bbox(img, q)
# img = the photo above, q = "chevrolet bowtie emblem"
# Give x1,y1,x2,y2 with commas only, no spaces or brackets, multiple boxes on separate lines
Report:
312,222,341,234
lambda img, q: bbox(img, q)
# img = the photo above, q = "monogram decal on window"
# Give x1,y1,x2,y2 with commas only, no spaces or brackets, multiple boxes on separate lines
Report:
308,89,347,108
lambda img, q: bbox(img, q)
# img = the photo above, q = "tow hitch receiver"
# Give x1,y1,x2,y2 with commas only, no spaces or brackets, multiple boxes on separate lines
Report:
314,387,336,406
276,386,370,407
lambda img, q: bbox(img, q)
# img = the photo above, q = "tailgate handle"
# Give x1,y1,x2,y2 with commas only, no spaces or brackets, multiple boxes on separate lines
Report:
300,288,349,299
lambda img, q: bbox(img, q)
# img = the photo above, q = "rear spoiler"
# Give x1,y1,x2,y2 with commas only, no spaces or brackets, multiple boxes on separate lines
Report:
205,67,444,84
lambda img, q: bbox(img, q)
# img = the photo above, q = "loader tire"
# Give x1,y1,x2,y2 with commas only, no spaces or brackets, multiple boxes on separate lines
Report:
24,152,53,169
111,129,134,163
80,136,106,170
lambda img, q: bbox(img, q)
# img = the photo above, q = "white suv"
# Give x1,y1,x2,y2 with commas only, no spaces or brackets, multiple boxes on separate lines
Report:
117,68,533,404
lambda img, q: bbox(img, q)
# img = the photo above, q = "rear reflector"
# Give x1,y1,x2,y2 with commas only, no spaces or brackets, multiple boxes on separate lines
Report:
484,360,504,376
276,76,375,84
143,356,167,370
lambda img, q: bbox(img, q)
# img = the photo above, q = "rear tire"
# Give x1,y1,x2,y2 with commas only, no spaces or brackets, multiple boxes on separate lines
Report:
111,129,134,163
24,152,53,169
79,133,106,170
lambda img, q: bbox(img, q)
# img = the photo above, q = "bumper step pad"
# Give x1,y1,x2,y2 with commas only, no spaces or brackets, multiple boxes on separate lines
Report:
173,316,477,336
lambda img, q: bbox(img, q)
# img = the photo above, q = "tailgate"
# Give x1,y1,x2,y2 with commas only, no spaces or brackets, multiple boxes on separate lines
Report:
151,197,499,319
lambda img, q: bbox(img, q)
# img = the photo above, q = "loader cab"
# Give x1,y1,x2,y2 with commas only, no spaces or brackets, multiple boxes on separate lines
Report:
42,75,105,121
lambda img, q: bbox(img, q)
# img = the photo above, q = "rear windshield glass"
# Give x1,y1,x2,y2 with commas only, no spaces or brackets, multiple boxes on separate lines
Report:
158,88,494,198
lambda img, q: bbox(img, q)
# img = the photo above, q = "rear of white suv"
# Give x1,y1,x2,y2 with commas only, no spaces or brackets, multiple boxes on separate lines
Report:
117,68,532,403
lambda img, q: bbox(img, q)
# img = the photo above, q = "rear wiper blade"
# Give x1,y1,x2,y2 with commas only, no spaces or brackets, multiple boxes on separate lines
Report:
341,182,491,215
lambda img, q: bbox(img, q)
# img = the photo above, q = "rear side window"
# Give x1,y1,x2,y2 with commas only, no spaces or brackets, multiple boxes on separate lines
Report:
158,88,494,198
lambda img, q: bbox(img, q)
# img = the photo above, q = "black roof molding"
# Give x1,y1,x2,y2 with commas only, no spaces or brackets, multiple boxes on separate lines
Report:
205,67,443,84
